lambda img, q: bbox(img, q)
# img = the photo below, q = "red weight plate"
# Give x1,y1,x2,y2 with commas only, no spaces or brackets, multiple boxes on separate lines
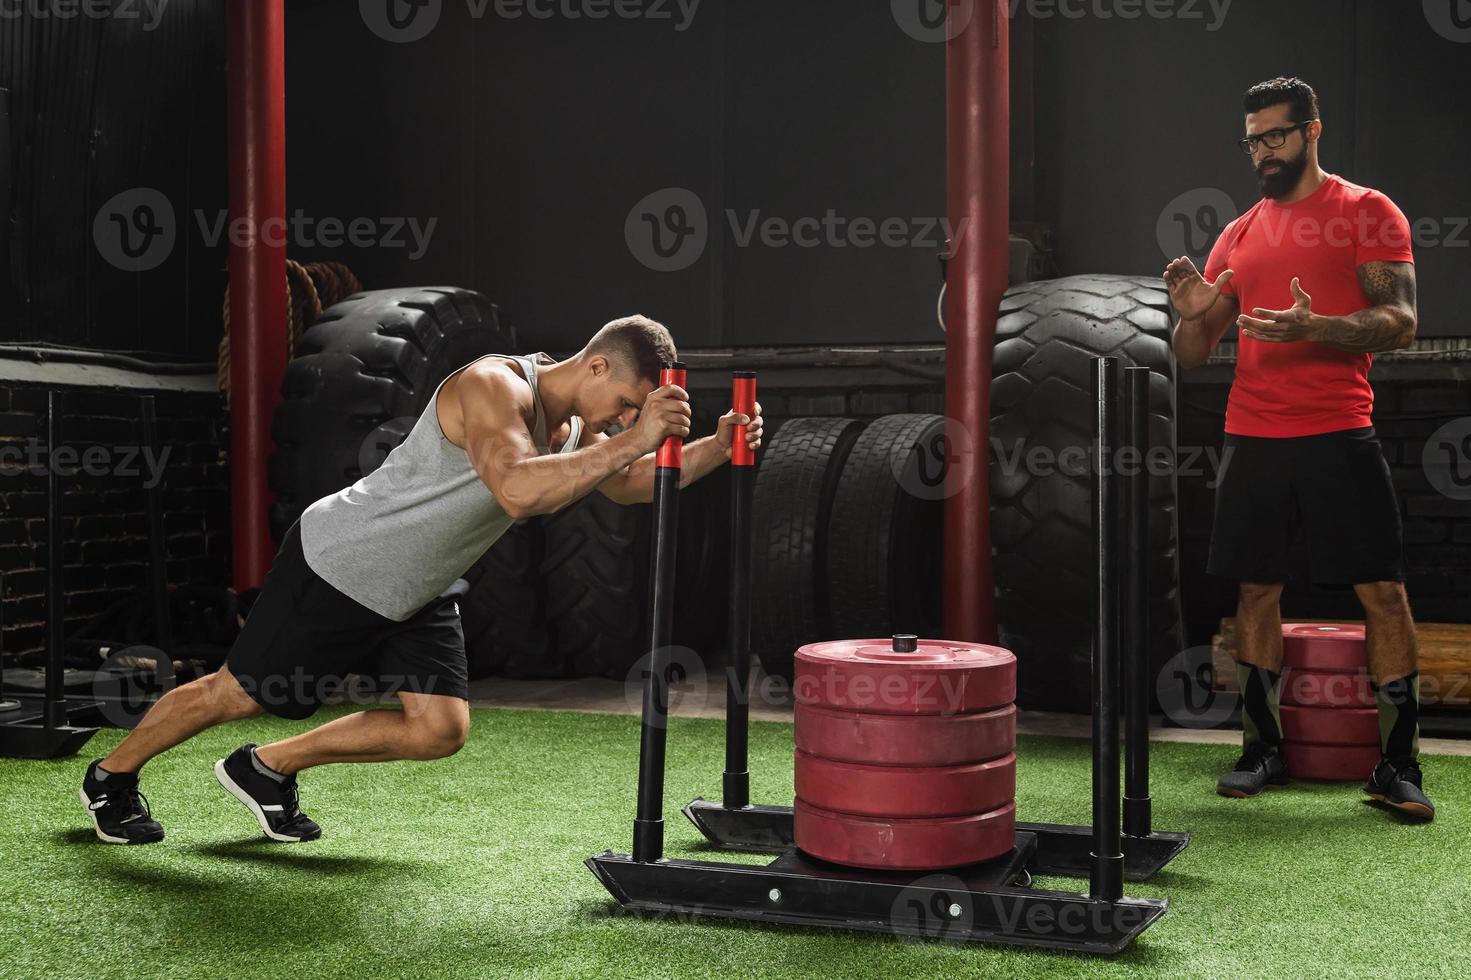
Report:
795,751,1015,818
794,638,1016,715
1281,667,1376,709
794,798,1017,871
794,701,1016,766
1281,623,1367,672
1279,705,1380,746
1281,740,1381,782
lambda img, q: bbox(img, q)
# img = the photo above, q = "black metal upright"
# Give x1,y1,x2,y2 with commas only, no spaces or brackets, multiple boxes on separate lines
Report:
1090,357,1124,902
722,372,757,810
632,361,687,864
0,572,16,715
0,393,97,759
1121,367,1153,837
43,391,68,730
0,88,11,286
139,396,175,662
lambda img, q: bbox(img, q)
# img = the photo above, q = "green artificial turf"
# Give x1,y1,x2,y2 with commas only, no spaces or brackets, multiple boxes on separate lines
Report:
3,706,1469,979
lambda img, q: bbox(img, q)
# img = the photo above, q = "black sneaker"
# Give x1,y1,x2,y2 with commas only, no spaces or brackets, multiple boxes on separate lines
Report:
214,744,322,842
1364,756,1435,821
1216,741,1289,798
79,761,165,844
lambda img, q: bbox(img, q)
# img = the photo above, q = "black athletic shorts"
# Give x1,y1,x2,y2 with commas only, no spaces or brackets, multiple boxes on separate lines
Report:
1206,425,1405,586
226,520,469,720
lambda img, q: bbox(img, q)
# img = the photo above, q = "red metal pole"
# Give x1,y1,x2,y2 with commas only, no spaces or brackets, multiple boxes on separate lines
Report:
227,0,287,590
943,0,1007,644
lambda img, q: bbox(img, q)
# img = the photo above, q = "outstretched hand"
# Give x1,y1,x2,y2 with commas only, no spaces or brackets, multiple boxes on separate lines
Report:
1238,278,1320,343
1163,255,1234,320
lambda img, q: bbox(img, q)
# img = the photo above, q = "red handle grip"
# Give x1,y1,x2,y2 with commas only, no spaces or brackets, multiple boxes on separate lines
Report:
731,372,757,467
656,361,687,469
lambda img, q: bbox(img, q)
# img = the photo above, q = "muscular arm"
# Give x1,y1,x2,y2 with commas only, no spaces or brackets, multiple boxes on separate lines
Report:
457,369,652,519
591,432,729,505
1172,294,1240,370
1310,261,1418,353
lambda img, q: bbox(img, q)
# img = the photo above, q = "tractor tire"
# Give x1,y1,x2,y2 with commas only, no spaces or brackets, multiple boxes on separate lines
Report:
269,286,515,538
750,417,867,683
826,414,946,642
989,274,1185,713
541,493,653,679
268,286,539,680
460,519,555,679
535,399,733,672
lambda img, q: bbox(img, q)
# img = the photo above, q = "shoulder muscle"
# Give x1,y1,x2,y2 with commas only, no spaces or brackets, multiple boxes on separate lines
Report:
1356,260,1416,309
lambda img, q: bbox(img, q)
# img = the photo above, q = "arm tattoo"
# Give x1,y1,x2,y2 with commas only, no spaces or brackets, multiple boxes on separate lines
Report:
1315,261,1418,353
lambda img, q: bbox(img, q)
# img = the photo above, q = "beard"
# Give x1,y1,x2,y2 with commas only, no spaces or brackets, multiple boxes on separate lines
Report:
1256,148,1308,200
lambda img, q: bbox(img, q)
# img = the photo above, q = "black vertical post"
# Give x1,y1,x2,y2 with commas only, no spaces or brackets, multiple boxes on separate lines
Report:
0,571,17,714
1090,357,1123,902
722,372,757,810
43,391,68,730
1122,367,1153,838
0,87,12,295
139,397,176,670
633,361,687,863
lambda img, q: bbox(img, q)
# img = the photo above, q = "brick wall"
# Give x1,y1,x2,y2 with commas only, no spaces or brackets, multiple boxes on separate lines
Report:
0,383,230,660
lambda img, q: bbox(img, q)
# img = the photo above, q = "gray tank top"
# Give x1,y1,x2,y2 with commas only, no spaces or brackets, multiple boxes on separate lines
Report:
300,352,583,621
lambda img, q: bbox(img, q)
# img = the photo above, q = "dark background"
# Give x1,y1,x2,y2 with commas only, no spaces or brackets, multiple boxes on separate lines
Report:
3,0,1468,356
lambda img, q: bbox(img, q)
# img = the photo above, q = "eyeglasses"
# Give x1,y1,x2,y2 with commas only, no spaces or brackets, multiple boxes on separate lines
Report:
1239,122,1311,155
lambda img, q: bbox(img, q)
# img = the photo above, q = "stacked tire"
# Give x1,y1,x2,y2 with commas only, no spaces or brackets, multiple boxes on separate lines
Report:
1278,623,1381,780
825,415,947,644
752,414,949,683
792,636,1018,871
750,418,868,682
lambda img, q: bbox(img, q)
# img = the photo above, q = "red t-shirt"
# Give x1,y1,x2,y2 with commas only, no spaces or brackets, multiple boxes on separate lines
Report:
1204,174,1415,437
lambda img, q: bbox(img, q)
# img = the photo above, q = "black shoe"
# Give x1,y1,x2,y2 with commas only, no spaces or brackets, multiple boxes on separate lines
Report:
214,745,322,842
1364,756,1435,821
79,761,165,844
1216,741,1289,798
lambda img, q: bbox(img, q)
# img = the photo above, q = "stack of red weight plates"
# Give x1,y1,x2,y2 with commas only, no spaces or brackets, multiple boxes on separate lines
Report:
1278,624,1380,781
791,635,1018,871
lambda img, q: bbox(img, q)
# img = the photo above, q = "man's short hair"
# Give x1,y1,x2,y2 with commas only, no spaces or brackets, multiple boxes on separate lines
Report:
1243,77,1320,123
586,315,677,384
